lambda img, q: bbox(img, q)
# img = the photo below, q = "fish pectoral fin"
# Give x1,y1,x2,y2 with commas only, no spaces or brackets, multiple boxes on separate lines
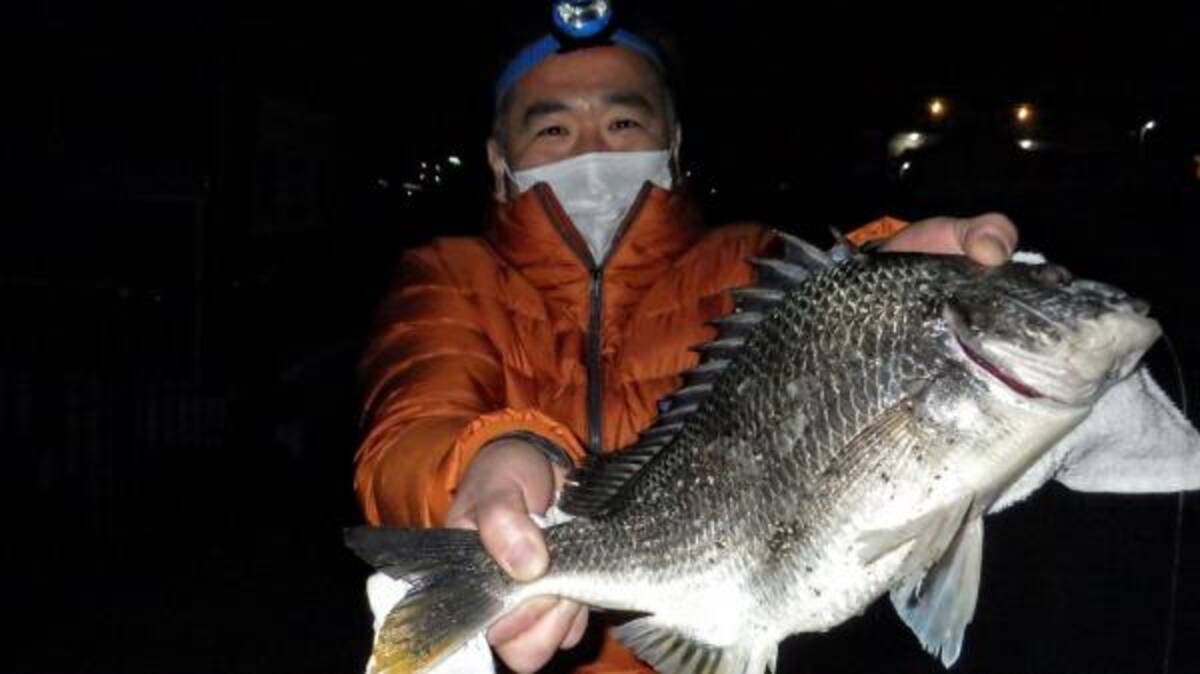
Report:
856,493,974,571
890,516,985,668
614,617,776,674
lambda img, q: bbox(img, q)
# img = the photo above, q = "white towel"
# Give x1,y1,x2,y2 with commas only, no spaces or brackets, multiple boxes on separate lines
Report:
992,363,1200,511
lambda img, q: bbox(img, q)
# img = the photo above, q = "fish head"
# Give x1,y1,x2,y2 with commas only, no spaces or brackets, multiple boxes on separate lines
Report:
944,259,1162,407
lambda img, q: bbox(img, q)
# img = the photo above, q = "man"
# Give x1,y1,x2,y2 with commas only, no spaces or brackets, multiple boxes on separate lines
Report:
352,28,1018,674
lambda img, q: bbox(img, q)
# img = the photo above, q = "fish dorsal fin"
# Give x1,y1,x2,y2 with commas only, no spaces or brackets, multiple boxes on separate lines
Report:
729,287,785,314
560,231,846,519
615,616,778,674
559,315,751,518
746,257,814,288
826,226,863,263
784,228,842,268
889,517,985,668
558,444,664,517
746,227,867,290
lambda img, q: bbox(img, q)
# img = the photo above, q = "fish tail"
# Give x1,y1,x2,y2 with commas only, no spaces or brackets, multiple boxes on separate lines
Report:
344,525,513,674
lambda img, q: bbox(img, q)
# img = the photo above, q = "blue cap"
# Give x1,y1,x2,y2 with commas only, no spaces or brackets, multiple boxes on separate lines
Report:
494,25,667,104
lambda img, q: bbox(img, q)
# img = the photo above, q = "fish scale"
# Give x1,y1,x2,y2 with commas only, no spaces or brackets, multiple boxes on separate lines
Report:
346,235,1163,674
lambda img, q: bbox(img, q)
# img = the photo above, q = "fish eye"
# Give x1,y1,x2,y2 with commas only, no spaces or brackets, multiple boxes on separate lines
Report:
1031,264,1073,287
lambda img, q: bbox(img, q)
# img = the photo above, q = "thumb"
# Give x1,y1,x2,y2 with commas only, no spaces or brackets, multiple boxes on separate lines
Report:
475,487,550,582
960,213,1017,266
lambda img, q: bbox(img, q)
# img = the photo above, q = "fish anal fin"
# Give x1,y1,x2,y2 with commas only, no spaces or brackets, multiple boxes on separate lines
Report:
614,617,774,674
890,517,984,668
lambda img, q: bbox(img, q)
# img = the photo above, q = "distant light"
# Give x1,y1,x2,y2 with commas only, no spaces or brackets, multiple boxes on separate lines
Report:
901,161,912,172
710,187,718,195
889,131,929,157
421,162,429,170
375,178,390,189
1015,104,1033,123
928,98,946,118
434,175,442,184
447,155,462,167
1138,120,1158,155
419,173,427,181
1018,138,1036,151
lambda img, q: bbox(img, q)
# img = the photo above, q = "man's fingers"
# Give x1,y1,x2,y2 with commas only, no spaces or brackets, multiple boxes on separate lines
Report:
476,488,549,581
491,598,582,673
881,213,1018,266
561,604,589,650
486,596,559,646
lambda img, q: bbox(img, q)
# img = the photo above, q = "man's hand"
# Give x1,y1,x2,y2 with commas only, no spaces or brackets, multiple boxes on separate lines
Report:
880,213,1018,266
445,438,588,673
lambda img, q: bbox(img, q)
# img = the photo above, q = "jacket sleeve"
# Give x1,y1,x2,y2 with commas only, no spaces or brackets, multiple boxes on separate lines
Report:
352,244,587,528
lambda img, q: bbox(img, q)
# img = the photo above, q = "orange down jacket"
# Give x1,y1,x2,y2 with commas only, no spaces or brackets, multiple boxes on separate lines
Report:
352,182,907,672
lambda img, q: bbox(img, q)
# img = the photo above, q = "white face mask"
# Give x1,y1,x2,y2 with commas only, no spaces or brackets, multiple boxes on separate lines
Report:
507,150,674,262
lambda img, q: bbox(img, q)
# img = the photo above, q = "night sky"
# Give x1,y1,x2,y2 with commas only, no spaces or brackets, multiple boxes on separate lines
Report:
6,2,1200,673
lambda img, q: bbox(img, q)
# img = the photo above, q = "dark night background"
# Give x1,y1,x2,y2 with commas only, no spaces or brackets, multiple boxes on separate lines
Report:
5,2,1200,673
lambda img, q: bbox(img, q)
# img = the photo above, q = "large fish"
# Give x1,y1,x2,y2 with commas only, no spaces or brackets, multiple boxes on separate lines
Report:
345,234,1164,674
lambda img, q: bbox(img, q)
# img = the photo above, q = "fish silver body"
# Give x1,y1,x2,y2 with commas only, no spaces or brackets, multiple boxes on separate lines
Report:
346,237,1162,674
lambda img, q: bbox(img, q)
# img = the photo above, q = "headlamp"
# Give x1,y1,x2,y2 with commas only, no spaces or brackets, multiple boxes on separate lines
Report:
552,0,613,39
494,1,664,106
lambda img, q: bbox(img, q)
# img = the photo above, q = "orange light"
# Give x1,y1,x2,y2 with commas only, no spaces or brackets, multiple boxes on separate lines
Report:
1015,104,1033,123
929,98,946,118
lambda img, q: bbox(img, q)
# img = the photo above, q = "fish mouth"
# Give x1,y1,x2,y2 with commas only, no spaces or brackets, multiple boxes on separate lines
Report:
955,334,1045,399
944,305,1045,399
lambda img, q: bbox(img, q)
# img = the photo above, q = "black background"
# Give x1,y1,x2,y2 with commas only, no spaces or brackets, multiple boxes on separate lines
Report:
6,2,1200,672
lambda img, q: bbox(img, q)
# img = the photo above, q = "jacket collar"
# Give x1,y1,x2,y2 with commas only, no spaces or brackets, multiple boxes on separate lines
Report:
485,182,704,286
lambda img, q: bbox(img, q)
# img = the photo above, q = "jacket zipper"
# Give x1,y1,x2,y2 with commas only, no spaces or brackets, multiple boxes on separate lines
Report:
586,267,604,455
536,183,652,456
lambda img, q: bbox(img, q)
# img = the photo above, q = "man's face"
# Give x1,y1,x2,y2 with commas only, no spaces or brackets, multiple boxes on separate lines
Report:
487,46,678,200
